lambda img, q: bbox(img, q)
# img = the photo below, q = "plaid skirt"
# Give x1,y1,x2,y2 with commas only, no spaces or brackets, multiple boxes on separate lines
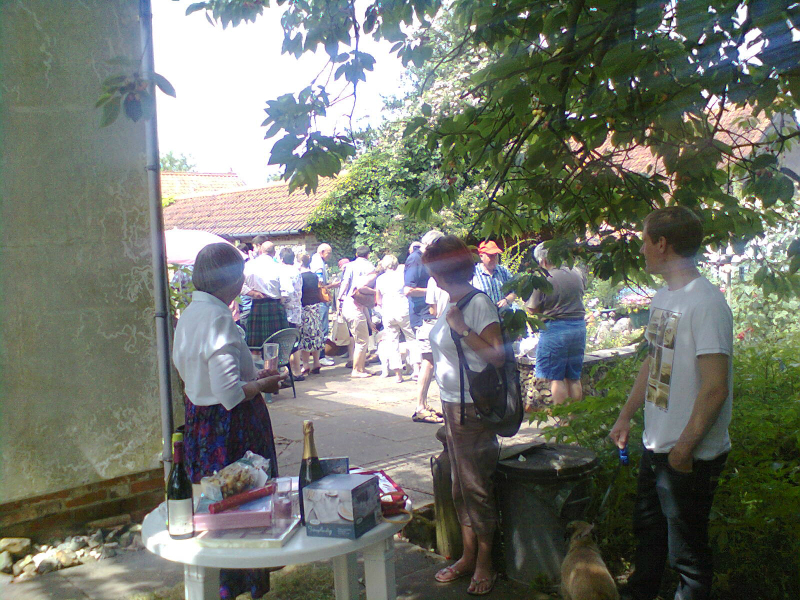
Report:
299,303,324,351
246,297,288,347
184,395,279,599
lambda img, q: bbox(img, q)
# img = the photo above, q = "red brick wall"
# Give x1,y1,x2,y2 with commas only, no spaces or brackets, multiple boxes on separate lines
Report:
0,469,164,540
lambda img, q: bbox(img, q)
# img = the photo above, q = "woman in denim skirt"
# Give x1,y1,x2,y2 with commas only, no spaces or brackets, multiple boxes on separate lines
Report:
525,243,588,405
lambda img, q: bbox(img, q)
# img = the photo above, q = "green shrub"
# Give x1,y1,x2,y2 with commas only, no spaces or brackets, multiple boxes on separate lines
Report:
536,338,800,599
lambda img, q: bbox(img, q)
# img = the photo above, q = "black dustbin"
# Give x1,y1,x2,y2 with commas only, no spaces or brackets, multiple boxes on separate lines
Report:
496,442,598,583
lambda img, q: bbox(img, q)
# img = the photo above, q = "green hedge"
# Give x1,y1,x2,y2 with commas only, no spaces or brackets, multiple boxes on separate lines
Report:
534,336,800,599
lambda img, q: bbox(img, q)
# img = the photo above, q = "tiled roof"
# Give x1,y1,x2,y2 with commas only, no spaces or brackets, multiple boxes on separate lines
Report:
594,103,772,178
161,172,247,198
163,177,337,237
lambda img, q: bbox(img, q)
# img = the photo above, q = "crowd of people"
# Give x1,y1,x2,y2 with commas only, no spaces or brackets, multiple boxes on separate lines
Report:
171,206,734,599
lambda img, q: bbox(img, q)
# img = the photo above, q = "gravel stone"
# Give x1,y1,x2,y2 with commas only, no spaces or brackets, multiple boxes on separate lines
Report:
68,536,88,551
87,530,104,548
36,556,59,575
0,538,32,558
12,554,33,576
0,550,13,573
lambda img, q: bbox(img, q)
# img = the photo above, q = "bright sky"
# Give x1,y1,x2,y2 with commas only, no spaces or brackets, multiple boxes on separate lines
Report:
152,0,407,185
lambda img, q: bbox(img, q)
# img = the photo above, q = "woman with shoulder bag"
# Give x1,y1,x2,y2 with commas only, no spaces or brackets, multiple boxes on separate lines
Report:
423,236,506,597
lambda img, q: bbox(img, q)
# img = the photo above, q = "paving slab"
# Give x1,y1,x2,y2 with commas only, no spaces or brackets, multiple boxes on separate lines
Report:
0,549,184,600
0,355,554,600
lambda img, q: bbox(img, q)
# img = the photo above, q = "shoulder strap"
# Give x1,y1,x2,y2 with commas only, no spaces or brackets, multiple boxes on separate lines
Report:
450,326,468,426
449,289,487,425
455,289,483,311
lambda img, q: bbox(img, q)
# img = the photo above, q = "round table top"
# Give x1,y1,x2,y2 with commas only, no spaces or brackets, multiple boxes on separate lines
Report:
142,505,405,569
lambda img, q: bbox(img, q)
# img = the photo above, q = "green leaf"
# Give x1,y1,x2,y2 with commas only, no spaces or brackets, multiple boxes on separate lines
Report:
751,154,778,170
102,74,127,88
95,92,114,108
100,96,121,127
186,2,208,16
152,72,176,98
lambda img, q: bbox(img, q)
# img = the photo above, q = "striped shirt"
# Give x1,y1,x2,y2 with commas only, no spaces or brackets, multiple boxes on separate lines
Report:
471,263,512,306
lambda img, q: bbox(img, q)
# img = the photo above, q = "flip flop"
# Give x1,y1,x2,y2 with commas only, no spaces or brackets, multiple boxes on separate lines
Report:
467,572,497,596
434,564,472,583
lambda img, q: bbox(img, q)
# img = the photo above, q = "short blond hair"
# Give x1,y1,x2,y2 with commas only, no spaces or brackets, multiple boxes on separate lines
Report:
379,254,399,271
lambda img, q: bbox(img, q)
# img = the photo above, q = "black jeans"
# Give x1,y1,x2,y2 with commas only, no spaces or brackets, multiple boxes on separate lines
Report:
628,448,727,600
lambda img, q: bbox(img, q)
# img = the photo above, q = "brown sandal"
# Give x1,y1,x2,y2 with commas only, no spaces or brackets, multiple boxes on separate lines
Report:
412,409,443,424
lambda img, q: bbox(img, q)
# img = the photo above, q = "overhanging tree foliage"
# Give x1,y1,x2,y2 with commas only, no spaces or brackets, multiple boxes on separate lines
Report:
175,0,800,294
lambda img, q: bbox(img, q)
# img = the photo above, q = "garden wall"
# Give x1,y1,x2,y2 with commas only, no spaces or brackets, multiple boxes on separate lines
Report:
519,345,638,408
0,1,173,513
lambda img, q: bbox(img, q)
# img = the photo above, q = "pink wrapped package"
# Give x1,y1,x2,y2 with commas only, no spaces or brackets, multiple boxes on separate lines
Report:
194,493,273,531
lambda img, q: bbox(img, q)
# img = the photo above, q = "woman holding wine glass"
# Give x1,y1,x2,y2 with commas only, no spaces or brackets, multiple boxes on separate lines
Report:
422,236,506,597
172,243,284,600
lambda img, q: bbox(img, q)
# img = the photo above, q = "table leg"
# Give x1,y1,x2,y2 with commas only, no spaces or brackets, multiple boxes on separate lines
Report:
332,552,359,600
184,564,219,600
363,536,396,600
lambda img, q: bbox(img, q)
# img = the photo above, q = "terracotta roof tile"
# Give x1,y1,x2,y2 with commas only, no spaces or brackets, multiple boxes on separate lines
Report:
161,172,247,198
591,104,772,178
163,177,336,237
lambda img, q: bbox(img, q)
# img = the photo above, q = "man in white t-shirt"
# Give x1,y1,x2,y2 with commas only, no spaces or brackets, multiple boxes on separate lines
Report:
611,207,733,600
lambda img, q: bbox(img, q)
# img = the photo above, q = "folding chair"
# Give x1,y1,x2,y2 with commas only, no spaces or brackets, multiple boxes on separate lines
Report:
265,328,301,398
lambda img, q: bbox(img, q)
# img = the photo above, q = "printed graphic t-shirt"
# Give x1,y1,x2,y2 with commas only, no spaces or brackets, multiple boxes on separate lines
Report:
642,276,733,459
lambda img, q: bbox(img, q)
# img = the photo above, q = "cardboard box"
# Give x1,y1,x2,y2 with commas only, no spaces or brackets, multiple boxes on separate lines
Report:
303,474,381,539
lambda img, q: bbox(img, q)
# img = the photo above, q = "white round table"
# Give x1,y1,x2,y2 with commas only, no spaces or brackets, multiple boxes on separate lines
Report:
142,506,404,600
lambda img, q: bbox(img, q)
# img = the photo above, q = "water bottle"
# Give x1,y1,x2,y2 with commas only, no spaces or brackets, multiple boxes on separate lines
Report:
619,444,630,466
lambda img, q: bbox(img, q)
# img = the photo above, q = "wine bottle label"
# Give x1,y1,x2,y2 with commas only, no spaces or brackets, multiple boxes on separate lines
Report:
167,499,194,536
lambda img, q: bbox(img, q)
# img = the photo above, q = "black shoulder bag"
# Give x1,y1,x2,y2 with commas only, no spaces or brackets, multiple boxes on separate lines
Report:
449,290,523,437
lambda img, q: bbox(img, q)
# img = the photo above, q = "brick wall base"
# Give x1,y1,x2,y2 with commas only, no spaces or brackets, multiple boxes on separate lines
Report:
0,469,165,540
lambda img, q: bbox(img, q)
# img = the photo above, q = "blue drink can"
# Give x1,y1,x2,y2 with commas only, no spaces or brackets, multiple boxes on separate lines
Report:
619,444,630,466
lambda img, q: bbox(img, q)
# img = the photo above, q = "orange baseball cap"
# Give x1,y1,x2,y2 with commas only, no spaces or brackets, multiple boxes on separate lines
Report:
477,240,503,255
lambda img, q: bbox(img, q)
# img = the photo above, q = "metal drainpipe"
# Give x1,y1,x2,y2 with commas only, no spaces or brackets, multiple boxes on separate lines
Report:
140,0,174,479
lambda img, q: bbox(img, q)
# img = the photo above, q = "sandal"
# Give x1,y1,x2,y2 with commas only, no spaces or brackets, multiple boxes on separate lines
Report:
434,564,472,583
310,367,321,374
467,572,497,596
412,410,444,424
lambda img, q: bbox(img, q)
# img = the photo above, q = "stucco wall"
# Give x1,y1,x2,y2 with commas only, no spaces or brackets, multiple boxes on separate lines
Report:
0,1,167,503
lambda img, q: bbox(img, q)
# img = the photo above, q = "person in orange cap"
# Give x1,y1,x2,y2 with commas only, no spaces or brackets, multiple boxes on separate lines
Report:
471,240,517,312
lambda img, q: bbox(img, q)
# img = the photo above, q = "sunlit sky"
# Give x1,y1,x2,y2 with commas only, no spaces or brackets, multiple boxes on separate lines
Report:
152,0,407,185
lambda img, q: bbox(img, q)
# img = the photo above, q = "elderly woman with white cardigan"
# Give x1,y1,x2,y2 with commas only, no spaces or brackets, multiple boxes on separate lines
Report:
172,243,283,600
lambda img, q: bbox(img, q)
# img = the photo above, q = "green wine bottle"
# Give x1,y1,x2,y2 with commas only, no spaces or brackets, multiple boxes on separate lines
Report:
298,420,324,525
166,435,194,539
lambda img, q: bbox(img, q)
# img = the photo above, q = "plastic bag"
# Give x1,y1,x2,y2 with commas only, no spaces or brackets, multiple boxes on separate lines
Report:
200,451,271,502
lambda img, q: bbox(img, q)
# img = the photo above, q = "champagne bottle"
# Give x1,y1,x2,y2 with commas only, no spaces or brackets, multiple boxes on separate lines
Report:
167,433,194,539
298,420,324,525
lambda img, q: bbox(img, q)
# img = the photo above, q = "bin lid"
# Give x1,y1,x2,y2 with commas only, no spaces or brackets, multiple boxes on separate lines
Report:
497,443,598,481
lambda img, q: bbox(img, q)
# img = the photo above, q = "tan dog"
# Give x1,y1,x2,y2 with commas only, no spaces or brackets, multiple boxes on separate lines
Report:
560,521,619,600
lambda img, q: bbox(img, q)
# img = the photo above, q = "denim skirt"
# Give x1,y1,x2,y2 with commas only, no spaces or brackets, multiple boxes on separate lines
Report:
535,318,586,380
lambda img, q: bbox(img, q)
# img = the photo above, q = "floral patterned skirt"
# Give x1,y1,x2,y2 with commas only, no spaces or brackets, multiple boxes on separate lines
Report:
299,303,324,351
184,395,279,599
